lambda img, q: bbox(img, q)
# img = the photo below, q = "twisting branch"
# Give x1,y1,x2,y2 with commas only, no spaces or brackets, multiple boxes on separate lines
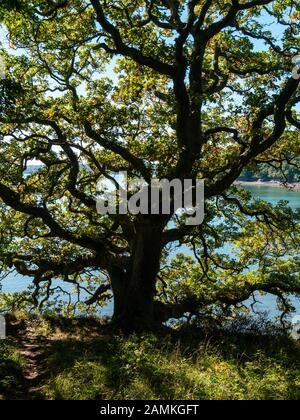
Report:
90,0,176,77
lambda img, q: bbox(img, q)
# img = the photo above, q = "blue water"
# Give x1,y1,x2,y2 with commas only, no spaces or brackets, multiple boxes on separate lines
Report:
244,185,300,210
1,185,300,319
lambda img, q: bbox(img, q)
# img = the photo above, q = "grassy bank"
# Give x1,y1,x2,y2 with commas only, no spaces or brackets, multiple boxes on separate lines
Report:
1,314,300,400
0,339,24,399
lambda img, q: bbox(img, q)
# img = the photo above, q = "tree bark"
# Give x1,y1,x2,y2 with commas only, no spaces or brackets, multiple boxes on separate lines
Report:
111,219,164,332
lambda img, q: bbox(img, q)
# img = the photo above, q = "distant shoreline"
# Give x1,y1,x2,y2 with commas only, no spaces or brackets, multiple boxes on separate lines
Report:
235,180,300,192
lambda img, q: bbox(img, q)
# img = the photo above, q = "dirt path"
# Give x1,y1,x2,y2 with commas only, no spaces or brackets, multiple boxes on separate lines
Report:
4,316,107,400
9,320,49,400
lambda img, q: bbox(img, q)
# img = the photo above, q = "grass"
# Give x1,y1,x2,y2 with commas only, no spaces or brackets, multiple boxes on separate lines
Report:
0,339,24,398
43,336,300,400
2,314,300,400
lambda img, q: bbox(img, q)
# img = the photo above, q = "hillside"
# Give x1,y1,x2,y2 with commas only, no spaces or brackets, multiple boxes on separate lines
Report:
1,313,300,401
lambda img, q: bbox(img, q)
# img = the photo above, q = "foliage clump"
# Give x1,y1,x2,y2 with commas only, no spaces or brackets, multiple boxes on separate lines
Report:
0,340,24,396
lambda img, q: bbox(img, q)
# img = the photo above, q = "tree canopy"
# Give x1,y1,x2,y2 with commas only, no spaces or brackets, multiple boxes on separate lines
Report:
0,0,299,330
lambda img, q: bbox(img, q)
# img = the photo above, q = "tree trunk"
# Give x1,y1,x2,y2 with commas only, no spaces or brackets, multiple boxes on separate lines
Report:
111,219,164,332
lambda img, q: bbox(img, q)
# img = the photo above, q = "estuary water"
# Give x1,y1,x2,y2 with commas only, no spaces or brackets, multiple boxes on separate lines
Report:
1,185,300,319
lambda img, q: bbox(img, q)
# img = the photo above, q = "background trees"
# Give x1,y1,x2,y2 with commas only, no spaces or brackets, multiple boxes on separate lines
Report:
0,0,299,331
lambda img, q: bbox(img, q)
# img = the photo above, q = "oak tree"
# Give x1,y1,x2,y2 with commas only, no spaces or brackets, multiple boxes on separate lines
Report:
0,0,300,331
